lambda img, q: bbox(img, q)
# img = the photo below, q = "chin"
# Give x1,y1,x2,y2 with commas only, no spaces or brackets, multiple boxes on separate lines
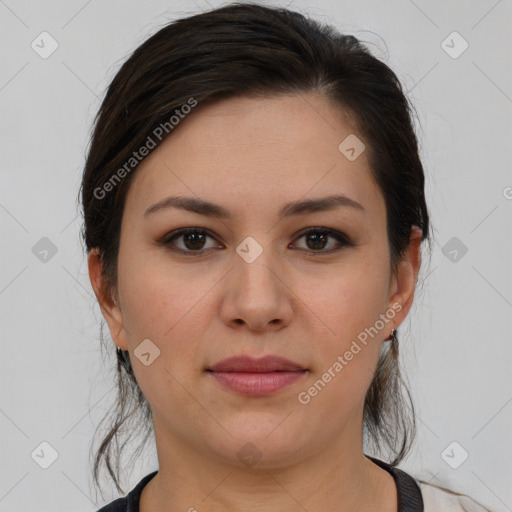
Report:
203,415,314,469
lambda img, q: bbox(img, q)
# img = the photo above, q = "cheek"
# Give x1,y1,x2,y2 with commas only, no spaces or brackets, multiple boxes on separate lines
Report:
116,254,210,412
306,257,391,342
116,249,220,398
301,283,384,423
118,245,206,336
301,255,390,397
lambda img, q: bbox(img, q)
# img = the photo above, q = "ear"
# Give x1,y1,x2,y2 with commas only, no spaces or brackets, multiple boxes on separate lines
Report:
87,248,128,350
386,226,422,335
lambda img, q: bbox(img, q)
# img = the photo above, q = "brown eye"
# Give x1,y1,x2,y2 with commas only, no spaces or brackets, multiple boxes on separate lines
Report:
159,226,351,256
293,228,351,254
160,228,220,254
181,231,207,250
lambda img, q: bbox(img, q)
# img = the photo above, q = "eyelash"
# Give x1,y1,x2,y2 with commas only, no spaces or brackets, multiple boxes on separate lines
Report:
158,227,352,256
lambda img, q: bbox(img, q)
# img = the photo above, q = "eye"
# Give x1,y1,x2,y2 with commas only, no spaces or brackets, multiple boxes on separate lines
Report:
158,226,351,256
292,227,351,254
159,228,221,254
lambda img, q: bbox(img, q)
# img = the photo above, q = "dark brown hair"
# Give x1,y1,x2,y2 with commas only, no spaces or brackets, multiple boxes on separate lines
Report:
81,2,433,496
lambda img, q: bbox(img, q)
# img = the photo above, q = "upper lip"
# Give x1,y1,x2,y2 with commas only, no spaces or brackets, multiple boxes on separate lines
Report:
208,355,305,372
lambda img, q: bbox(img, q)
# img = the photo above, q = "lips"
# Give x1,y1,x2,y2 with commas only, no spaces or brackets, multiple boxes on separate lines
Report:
207,355,307,396
208,355,305,373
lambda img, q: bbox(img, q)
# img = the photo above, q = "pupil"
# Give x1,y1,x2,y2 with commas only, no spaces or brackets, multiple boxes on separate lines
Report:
182,232,328,251
307,232,327,250
185,233,205,250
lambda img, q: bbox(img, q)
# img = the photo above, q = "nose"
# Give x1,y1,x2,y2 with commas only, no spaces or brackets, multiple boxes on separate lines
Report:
219,247,294,333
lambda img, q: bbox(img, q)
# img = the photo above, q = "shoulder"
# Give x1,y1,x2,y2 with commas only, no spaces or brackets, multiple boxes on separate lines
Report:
95,496,128,512
94,470,158,512
419,482,490,512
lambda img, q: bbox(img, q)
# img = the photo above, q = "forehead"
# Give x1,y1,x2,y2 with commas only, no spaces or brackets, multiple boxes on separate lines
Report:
124,93,384,220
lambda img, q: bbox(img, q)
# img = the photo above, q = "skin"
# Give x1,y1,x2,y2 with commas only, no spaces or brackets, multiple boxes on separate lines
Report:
88,92,421,512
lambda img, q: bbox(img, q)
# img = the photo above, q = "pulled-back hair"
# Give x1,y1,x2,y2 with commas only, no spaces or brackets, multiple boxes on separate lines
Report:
80,2,433,496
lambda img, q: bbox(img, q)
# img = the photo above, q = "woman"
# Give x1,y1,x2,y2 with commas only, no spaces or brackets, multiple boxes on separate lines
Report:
81,3,491,511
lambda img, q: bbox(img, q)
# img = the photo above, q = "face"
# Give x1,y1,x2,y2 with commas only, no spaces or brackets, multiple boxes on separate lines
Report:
89,93,419,469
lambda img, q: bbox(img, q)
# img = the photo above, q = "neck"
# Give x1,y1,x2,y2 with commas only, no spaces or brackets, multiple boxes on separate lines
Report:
140,417,397,512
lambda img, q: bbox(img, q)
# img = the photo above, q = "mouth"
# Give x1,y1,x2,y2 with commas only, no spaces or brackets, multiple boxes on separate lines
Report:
206,355,308,397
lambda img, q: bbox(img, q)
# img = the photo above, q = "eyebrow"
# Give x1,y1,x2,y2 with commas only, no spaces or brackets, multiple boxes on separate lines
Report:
144,194,365,219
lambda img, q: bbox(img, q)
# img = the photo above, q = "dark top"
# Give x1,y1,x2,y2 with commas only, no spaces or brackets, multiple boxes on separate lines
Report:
95,456,424,512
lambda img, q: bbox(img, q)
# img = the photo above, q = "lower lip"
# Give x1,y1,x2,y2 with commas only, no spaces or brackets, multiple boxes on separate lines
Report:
208,371,307,396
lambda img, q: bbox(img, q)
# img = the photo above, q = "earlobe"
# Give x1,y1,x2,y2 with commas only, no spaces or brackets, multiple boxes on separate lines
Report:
87,249,127,350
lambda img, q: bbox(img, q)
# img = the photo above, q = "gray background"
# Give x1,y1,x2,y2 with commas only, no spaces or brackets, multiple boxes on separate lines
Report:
0,0,511,510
